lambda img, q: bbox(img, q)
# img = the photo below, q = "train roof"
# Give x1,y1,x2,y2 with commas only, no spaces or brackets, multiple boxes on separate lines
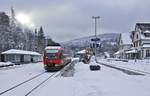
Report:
45,46,63,50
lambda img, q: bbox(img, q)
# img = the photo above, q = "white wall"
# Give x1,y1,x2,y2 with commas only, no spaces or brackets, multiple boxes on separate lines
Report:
14,55,20,62
24,55,30,62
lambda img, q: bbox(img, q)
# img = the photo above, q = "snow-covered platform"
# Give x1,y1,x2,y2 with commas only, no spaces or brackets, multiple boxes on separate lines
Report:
98,58,150,74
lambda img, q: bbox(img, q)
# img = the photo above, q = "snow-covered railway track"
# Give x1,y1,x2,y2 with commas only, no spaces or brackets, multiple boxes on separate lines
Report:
0,61,74,96
0,71,62,96
24,72,60,96
0,71,46,96
96,61,150,76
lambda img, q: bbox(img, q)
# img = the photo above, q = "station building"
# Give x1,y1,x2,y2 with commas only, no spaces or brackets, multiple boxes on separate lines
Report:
0,49,42,64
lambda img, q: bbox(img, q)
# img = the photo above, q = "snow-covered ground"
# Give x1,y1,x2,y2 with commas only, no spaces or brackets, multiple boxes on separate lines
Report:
1,58,150,96
31,58,150,96
73,59,150,96
0,62,45,94
98,58,150,73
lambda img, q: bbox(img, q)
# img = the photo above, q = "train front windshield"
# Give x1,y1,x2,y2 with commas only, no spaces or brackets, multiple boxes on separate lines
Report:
45,49,59,59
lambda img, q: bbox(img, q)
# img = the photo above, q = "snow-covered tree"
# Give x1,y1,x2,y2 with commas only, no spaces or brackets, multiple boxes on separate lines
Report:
46,38,58,46
0,9,54,54
0,12,11,52
37,26,46,53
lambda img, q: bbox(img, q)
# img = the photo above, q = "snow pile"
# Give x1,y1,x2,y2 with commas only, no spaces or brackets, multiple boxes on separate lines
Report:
0,62,14,67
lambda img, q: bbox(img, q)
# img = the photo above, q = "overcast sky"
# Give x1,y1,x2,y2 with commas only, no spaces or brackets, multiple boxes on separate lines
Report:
0,0,150,42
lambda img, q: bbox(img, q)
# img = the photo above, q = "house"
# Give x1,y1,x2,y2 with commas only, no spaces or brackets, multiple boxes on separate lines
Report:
131,23,150,59
1,49,42,63
114,32,133,59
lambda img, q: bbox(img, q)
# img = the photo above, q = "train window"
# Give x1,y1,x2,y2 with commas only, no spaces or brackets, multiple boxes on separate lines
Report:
46,49,59,53
46,53,57,59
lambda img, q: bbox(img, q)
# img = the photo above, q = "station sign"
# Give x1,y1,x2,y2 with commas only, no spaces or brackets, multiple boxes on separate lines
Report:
90,43,101,48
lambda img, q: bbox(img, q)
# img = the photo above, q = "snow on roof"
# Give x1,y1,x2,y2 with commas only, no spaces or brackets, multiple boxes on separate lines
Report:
121,32,132,44
1,49,41,56
104,52,110,57
125,49,137,54
114,50,124,55
45,46,62,50
144,30,150,33
77,50,86,54
114,51,120,55
143,44,150,48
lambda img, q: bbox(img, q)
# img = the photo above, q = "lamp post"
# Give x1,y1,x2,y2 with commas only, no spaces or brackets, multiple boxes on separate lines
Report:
134,47,138,62
92,16,100,59
92,16,100,38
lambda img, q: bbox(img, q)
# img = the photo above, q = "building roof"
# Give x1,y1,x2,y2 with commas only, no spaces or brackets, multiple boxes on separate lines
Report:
143,30,150,33
143,44,150,48
1,49,41,56
114,50,124,55
121,32,132,45
125,49,137,54
136,23,150,31
77,50,86,54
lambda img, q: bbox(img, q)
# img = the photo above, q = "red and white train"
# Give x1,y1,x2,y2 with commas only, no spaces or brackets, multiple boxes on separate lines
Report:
43,46,71,71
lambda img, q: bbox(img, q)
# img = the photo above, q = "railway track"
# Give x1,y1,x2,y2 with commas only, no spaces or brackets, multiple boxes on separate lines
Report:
96,60,150,76
0,61,74,96
24,72,60,96
0,71,46,96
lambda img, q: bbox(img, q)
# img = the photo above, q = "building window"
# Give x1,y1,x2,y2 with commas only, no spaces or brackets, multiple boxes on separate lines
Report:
142,50,143,58
139,40,141,46
146,50,150,57
144,33,150,37
136,41,138,47
136,34,138,39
